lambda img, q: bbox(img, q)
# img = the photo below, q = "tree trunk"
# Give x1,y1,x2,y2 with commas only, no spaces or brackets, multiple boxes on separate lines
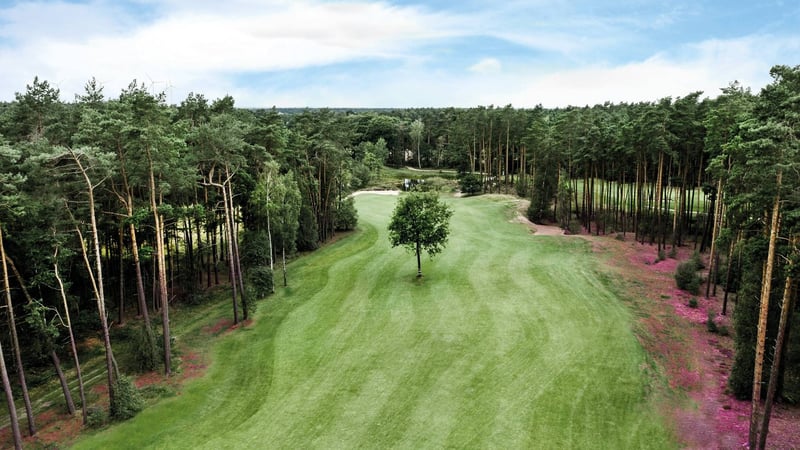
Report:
54,250,88,423
282,245,288,287
118,225,125,325
0,228,22,449
51,350,75,415
0,338,22,450
749,169,782,448
147,152,172,376
0,226,36,436
129,221,154,337
757,269,795,450
706,179,723,298
416,239,422,278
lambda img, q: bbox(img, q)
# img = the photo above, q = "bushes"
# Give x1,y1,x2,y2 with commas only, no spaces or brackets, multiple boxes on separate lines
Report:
110,375,145,421
132,323,160,373
247,265,274,298
86,406,107,428
335,197,358,231
675,255,703,295
458,173,482,196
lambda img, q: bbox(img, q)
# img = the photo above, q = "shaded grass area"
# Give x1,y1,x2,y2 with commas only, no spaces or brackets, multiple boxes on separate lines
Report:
74,194,676,449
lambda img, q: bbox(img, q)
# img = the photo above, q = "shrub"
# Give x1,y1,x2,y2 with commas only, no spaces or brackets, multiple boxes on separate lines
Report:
690,250,705,269
566,220,582,235
707,310,719,333
668,247,678,259
656,249,666,262
688,297,698,308
86,406,107,428
247,265,274,298
615,233,625,241
132,323,160,373
110,375,145,421
675,259,702,294
335,197,358,231
458,173,482,196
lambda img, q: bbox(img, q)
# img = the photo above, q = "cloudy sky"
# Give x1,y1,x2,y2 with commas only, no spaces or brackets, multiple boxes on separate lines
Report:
1,0,798,107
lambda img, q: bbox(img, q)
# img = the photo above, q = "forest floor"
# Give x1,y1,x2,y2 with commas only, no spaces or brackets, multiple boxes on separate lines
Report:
514,199,800,449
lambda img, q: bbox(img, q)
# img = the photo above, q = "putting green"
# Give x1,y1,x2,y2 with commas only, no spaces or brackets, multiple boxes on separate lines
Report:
75,194,675,449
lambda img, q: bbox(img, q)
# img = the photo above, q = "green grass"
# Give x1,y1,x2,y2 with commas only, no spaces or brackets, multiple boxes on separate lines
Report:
73,194,676,449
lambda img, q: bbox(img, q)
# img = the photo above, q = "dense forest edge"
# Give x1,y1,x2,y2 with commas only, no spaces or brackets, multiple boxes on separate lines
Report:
0,64,798,448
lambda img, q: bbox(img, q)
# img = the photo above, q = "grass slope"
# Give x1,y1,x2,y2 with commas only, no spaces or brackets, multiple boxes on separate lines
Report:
74,194,675,449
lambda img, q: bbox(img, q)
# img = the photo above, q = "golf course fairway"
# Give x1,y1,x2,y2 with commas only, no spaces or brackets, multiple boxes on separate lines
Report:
74,194,676,449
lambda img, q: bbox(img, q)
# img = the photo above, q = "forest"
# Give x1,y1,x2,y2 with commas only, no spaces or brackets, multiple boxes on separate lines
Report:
0,64,798,448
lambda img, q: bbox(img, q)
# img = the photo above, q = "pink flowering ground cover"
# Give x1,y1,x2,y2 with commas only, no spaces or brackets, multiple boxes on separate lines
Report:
589,233,799,449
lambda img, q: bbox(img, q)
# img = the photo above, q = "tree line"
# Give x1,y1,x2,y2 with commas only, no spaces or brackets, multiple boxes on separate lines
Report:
0,65,798,449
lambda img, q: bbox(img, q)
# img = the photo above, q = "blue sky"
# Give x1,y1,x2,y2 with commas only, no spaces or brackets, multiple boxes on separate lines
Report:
1,0,798,107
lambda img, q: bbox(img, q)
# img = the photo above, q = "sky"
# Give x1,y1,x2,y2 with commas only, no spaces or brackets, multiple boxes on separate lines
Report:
0,0,798,108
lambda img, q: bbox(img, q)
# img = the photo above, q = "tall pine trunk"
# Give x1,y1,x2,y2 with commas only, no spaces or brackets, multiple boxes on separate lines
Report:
54,249,88,423
0,228,23,449
1,225,36,436
758,266,795,450
147,156,171,376
749,169,781,448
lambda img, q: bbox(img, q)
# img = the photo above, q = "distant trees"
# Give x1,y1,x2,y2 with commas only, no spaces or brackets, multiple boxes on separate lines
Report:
388,192,453,277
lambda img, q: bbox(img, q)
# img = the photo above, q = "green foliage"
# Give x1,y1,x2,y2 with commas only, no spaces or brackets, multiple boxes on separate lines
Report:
110,375,145,421
242,230,272,268
334,197,358,231
706,310,719,333
132,323,160,373
388,192,453,271
656,249,666,262
86,406,108,428
729,238,766,399
688,297,698,308
247,265,274,299
296,203,319,251
458,173,482,195
674,258,702,294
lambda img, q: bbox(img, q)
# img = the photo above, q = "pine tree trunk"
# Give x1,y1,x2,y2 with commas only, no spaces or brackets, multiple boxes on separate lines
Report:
0,338,22,449
0,228,23,449
148,154,171,376
282,245,287,287
51,350,75,415
749,169,782,448
129,221,154,335
758,269,795,450
0,227,36,436
54,251,88,423
118,226,125,325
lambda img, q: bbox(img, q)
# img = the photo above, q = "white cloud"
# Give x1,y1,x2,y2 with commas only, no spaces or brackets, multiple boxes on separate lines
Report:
468,58,501,74
0,0,465,101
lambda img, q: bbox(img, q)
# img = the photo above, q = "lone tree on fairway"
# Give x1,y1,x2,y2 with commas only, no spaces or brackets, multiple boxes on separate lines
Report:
388,192,453,277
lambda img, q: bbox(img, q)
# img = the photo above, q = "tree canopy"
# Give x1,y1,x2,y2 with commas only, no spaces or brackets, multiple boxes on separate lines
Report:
388,192,453,277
